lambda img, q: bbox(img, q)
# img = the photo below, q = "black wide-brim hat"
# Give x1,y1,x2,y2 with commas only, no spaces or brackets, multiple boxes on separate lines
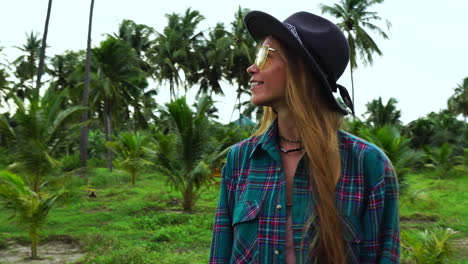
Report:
244,11,354,115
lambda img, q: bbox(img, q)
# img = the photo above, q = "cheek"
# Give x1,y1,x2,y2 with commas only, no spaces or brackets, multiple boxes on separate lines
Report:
271,67,287,88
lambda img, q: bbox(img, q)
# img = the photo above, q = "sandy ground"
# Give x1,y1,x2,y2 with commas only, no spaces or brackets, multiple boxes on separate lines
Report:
0,240,84,264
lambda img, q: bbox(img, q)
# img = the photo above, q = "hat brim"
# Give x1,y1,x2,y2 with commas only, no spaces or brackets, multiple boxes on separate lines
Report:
244,11,348,115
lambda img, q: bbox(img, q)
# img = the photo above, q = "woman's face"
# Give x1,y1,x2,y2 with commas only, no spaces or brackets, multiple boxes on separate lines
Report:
247,36,287,109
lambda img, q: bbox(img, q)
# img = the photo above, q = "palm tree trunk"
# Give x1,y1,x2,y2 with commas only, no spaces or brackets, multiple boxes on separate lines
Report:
33,172,40,193
29,225,39,259
36,0,53,92
79,0,95,174
350,65,355,117
104,99,113,172
237,85,242,126
170,78,174,102
183,186,193,212
131,171,136,186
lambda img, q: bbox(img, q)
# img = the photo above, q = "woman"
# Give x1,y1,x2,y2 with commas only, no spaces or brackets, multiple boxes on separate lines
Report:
210,11,399,264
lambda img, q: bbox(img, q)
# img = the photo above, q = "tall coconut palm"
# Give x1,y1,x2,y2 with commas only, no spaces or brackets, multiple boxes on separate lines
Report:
35,0,53,91
0,171,66,259
47,52,81,93
91,36,148,171
12,32,42,100
0,47,10,105
447,76,468,122
320,0,391,107
115,19,155,60
149,8,205,101
364,96,401,128
196,22,230,97
225,6,256,124
0,67,10,106
80,0,95,170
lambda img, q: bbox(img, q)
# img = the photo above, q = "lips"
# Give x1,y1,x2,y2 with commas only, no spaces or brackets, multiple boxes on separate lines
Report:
250,80,264,90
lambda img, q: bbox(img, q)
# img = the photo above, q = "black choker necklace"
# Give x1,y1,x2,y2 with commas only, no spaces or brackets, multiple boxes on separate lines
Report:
279,146,304,154
278,134,301,143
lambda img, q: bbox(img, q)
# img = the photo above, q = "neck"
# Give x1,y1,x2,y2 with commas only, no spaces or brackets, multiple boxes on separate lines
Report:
276,108,299,141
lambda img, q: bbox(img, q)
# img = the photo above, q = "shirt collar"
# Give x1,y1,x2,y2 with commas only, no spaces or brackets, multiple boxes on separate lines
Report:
249,119,281,162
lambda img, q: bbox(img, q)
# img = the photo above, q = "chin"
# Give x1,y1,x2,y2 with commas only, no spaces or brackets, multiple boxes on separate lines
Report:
251,97,268,107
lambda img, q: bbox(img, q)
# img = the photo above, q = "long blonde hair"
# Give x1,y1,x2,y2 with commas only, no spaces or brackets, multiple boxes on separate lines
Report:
252,41,346,263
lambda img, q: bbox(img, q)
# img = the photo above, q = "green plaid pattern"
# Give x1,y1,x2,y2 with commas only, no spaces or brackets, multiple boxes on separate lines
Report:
210,121,400,263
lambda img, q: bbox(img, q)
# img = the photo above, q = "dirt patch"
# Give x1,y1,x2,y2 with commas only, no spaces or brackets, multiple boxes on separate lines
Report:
0,240,84,264
400,213,439,221
84,205,110,214
453,237,468,259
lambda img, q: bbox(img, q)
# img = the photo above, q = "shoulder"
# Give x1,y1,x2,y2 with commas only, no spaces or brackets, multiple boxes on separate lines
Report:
338,130,396,188
224,136,261,169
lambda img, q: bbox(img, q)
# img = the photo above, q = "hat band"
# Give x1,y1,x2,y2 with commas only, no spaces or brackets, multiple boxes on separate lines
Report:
284,23,303,45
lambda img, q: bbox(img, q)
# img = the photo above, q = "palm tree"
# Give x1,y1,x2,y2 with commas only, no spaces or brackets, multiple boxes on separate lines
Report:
320,0,391,107
0,171,66,259
91,36,148,171
359,125,423,189
47,52,82,93
0,46,10,104
364,96,401,128
0,66,10,106
447,76,468,122
424,143,457,179
196,22,230,97
154,96,221,211
401,227,457,264
225,6,256,124
149,8,205,101
427,110,466,149
0,87,85,193
35,0,53,91
405,117,435,150
12,32,42,100
115,19,155,60
105,132,154,186
80,0,95,171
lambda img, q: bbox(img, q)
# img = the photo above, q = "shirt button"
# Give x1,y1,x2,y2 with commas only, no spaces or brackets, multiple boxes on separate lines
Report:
274,249,280,255
276,204,282,210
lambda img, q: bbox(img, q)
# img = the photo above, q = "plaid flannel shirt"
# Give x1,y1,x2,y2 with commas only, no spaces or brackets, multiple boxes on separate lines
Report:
209,121,400,264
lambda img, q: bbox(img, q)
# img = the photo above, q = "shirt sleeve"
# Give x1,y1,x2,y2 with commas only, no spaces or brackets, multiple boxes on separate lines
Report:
209,149,236,264
378,159,400,263
362,148,400,264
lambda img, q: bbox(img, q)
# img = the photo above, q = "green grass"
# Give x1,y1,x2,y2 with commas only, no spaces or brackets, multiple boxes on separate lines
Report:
0,168,466,263
0,168,219,263
400,172,468,263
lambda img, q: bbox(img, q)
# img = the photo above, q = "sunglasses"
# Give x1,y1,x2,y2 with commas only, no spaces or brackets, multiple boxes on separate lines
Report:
254,45,276,69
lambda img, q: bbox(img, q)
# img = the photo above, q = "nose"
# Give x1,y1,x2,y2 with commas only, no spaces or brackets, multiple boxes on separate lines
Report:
247,63,259,75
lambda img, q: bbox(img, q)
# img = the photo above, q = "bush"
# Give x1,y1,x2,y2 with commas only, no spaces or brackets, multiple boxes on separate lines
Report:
402,226,458,263
0,146,12,169
59,154,81,172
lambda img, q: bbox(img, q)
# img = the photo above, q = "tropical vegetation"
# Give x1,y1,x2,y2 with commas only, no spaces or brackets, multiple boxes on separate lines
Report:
0,2,466,263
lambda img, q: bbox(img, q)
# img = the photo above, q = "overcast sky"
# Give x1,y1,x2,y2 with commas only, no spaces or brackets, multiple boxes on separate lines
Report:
1,0,467,124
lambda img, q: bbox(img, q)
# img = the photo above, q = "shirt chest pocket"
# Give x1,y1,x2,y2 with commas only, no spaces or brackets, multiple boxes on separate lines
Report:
341,215,362,264
231,200,263,263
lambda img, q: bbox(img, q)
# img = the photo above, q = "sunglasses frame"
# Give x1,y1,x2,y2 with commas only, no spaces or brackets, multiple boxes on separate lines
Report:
255,45,276,69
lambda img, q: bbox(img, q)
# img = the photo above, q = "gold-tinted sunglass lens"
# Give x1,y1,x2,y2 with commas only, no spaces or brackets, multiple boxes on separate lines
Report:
255,46,268,69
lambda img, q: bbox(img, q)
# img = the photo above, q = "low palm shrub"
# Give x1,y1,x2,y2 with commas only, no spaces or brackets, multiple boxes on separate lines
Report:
0,171,66,259
401,226,458,264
